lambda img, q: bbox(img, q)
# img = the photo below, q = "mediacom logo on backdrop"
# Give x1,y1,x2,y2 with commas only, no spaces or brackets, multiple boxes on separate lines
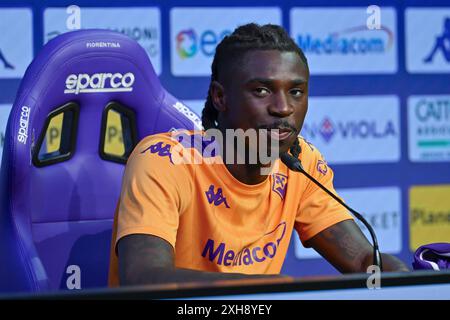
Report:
290,8,397,74
296,25,394,55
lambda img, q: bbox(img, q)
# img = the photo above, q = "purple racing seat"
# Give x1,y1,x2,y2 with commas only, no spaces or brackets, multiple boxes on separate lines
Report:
0,30,201,293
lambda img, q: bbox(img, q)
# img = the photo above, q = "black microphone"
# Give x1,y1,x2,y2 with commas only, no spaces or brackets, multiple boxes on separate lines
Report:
280,152,383,272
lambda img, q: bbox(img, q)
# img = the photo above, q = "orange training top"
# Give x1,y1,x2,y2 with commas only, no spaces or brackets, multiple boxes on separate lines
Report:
108,130,353,286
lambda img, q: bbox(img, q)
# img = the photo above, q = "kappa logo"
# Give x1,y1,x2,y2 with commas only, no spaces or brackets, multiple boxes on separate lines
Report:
205,185,230,208
423,17,450,64
272,173,288,200
141,141,173,164
0,49,14,70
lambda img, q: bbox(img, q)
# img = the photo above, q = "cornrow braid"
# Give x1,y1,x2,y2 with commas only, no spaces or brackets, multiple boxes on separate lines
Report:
201,23,308,161
290,137,302,160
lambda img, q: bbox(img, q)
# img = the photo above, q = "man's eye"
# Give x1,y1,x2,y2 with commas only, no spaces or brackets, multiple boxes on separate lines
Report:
290,89,303,97
254,88,270,96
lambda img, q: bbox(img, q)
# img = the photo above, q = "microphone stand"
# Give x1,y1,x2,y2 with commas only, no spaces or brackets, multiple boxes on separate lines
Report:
280,152,383,272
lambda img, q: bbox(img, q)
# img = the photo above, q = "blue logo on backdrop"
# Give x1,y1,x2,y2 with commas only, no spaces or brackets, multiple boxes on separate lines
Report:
0,49,14,70
303,117,397,143
297,25,394,55
423,17,450,63
176,29,231,57
47,27,157,42
319,118,335,143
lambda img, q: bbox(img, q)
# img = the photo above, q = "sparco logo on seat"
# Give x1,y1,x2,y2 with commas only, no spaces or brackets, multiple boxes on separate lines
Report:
64,72,135,94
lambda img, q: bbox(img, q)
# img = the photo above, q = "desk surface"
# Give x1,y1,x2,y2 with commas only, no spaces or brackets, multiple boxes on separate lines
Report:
7,270,450,300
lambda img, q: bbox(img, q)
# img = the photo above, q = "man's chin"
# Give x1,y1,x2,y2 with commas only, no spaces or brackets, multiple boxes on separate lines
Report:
279,135,298,153
267,144,292,160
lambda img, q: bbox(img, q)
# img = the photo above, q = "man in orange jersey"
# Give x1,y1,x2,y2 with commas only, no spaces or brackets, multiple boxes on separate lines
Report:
109,23,408,286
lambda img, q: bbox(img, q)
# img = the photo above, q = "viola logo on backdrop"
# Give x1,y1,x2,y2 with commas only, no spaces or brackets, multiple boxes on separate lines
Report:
301,96,400,164
306,116,397,144
290,7,397,74
170,7,282,76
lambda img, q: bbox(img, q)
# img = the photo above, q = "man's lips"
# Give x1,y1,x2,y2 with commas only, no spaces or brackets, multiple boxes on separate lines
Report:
268,128,294,141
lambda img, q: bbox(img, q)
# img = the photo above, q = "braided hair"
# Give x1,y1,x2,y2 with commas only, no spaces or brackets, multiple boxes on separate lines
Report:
201,23,308,159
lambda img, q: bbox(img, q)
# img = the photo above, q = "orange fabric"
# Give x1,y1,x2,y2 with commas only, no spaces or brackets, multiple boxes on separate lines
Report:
108,130,353,286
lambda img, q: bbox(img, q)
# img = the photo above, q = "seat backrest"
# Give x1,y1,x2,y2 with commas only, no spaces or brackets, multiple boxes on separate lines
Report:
0,30,201,293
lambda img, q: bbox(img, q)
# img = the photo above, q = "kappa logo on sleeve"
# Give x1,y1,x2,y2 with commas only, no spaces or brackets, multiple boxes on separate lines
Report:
141,141,174,164
205,185,230,208
300,136,315,152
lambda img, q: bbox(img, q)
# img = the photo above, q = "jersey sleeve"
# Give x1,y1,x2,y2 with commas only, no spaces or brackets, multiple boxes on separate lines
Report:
115,134,193,250
294,138,354,247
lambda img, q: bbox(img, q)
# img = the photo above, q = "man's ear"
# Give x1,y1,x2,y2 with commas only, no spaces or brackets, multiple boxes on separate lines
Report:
210,81,226,112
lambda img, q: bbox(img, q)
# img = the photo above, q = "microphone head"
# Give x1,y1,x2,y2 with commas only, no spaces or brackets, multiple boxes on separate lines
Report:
280,152,304,172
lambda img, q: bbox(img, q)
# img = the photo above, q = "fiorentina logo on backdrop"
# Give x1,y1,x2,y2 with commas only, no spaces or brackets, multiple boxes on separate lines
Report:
320,118,335,143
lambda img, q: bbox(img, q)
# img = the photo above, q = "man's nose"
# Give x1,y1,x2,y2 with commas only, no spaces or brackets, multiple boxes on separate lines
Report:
268,92,293,117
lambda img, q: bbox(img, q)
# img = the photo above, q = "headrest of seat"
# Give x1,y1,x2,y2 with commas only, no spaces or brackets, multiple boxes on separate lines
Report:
16,28,164,116
7,29,200,179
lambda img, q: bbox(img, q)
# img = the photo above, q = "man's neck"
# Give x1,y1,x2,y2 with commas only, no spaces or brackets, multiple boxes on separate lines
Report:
220,139,272,185
223,162,269,185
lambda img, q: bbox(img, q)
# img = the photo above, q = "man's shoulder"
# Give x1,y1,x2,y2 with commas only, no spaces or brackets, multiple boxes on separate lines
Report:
297,136,324,161
296,136,331,178
133,129,206,154
130,129,211,169
138,129,200,147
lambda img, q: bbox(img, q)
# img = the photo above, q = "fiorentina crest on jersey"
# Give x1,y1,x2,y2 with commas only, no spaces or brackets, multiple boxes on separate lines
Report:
272,173,288,200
